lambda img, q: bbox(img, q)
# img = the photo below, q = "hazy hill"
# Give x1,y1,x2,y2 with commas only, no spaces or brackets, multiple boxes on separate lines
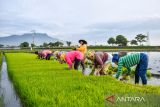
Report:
0,33,61,46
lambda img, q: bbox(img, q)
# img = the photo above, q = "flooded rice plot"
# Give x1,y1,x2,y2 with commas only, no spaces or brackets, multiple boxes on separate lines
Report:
0,57,22,107
0,52,160,107
81,52,160,86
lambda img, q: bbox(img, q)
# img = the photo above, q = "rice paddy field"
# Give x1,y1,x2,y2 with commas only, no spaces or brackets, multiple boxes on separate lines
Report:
0,53,2,107
0,52,2,68
1,53,160,107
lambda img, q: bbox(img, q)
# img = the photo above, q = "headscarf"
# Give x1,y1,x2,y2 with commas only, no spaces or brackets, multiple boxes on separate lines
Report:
112,54,120,63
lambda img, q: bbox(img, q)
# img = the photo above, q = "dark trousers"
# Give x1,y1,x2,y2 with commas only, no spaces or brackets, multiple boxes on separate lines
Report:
74,58,85,71
135,53,148,85
46,54,52,60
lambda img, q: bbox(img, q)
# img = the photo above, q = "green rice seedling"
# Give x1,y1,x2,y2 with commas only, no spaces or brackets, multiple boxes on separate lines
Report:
0,52,2,69
123,76,131,80
84,59,92,65
0,97,2,107
130,68,136,77
147,70,152,78
0,52,3,107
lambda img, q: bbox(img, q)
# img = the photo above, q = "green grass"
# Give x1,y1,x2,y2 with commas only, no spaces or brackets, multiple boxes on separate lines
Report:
0,52,3,107
5,53,160,107
0,52,2,69
0,98,2,107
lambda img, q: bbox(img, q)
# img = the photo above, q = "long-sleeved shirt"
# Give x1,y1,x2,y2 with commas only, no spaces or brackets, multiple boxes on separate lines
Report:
116,53,140,79
60,52,67,62
41,50,52,58
94,52,109,68
37,50,43,58
65,51,83,69
57,51,65,59
76,44,87,55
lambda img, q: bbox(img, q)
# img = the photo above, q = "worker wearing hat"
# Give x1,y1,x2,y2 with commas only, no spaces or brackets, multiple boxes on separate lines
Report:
54,51,67,64
76,39,87,55
59,52,67,64
86,51,113,76
112,53,148,85
76,39,88,72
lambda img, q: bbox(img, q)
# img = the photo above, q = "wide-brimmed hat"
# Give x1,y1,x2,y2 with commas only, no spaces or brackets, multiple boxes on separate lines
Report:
86,50,95,58
54,51,59,56
112,54,120,63
60,53,66,62
79,39,87,44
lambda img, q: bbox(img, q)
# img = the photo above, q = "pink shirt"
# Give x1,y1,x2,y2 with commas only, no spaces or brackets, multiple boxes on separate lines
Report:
65,51,83,69
41,50,52,58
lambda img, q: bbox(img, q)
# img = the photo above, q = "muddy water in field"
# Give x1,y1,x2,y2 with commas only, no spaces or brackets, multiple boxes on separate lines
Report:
0,57,22,107
81,52,160,86
125,77,160,86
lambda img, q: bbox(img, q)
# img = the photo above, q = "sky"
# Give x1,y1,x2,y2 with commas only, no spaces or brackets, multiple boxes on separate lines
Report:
0,0,160,45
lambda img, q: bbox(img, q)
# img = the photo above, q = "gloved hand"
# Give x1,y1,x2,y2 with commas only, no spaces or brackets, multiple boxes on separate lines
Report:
112,74,117,78
119,76,125,81
68,65,72,70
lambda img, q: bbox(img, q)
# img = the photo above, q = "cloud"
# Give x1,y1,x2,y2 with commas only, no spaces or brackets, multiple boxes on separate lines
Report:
0,0,160,45
87,17,160,32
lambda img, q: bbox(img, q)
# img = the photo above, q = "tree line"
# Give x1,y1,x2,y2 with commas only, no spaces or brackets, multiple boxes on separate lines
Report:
107,34,148,46
1,34,148,48
20,41,72,48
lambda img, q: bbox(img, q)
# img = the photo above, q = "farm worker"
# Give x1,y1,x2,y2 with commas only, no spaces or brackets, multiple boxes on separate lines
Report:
35,50,43,59
112,53,148,85
41,50,53,60
76,39,88,72
65,51,84,70
54,51,66,63
60,52,67,64
86,51,113,76
54,51,60,59
76,39,87,55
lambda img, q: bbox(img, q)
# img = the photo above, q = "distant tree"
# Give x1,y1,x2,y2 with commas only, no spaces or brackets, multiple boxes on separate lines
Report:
135,34,147,46
107,37,116,46
130,40,138,46
66,41,72,47
0,44,4,48
31,43,36,47
59,42,64,47
116,35,128,46
54,41,64,47
48,42,54,47
43,42,49,47
20,42,29,48
39,45,43,47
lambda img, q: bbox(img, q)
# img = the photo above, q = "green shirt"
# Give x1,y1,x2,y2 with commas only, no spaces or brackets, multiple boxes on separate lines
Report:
116,53,140,79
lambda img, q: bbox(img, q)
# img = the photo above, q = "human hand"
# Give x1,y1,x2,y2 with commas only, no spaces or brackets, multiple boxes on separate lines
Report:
112,74,116,78
119,76,125,81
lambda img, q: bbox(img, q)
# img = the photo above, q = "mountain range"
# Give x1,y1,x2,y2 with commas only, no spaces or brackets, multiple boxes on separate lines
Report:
0,33,61,46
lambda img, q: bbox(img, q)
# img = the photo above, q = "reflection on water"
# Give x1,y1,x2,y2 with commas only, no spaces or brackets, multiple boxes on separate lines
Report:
83,66,92,76
147,52,160,74
0,57,22,107
124,77,160,86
